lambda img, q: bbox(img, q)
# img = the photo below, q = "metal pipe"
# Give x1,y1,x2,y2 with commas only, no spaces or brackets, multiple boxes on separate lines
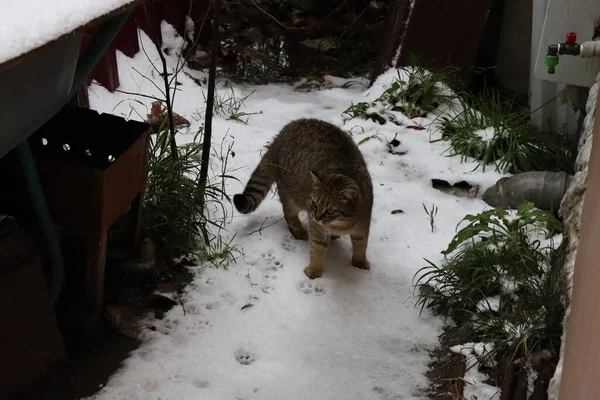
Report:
13,142,65,304
482,171,571,214
545,31,600,74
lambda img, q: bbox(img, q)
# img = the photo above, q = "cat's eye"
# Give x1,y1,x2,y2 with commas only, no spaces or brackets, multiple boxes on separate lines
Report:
310,200,317,208
325,209,335,215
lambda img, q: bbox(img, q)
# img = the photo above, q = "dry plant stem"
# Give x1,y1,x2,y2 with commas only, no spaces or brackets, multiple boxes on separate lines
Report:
112,88,162,102
156,42,178,160
245,216,285,236
139,2,177,159
198,0,221,198
169,0,213,108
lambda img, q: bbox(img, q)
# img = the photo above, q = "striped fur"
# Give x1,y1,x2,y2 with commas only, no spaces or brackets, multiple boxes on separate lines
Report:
233,118,374,279
233,150,275,214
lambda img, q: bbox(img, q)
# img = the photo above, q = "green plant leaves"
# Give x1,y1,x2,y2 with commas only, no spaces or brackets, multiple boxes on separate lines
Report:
342,65,458,125
440,90,572,174
143,127,242,268
414,202,565,367
442,202,562,256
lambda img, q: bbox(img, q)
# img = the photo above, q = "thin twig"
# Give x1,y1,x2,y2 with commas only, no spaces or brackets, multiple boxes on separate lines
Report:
338,2,371,41
176,284,187,316
198,0,221,201
112,88,164,102
170,0,214,108
245,269,257,286
136,24,162,75
245,216,285,236
132,66,167,97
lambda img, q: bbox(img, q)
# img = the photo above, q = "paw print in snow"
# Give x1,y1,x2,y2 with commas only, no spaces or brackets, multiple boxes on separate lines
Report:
204,300,220,310
162,318,180,330
261,284,275,294
220,292,236,305
373,386,402,400
281,234,298,252
268,260,283,271
154,317,180,334
259,250,283,293
298,279,326,295
262,250,283,269
263,271,278,280
235,348,256,365
184,304,200,315
186,319,211,333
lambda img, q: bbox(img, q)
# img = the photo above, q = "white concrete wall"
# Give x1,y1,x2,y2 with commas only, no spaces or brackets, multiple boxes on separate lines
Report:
495,0,532,97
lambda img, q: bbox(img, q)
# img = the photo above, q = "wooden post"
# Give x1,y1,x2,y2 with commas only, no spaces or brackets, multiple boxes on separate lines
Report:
369,0,410,86
557,89,600,399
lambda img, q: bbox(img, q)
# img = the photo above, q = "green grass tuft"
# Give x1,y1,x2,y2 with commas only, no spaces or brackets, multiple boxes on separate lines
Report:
206,88,262,124
342,60,459,125
143,125,242,268
437,90,572,174
414,202,565,364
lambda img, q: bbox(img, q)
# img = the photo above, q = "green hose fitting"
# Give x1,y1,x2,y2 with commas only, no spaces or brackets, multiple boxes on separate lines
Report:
545,54,559,74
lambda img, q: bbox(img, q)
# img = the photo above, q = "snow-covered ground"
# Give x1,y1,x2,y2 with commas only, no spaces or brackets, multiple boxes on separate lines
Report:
85,26,506,400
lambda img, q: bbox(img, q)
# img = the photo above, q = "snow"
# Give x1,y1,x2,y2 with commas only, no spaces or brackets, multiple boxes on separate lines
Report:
450,343,500,400
0,0,137,66
84,27,509,400
476,296,501,313
474,128,497,142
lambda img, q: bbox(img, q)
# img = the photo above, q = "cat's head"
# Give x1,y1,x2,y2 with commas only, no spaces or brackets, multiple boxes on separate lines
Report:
307,170,360,226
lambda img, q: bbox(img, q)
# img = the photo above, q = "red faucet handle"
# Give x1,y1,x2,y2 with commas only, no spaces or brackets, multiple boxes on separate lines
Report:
566,31,577,43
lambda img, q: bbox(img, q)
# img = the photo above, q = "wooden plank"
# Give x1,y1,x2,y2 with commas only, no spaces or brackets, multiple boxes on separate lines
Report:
369,0,411,85
394,0,494,85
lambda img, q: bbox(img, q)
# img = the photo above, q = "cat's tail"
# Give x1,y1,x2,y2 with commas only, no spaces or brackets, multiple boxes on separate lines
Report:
233,151,276,214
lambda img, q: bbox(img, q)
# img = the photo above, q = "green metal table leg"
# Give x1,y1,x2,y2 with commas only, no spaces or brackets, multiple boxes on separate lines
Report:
13,141,64,304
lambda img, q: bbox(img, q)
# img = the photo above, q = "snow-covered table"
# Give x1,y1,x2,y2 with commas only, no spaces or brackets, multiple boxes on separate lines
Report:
0,0,140,68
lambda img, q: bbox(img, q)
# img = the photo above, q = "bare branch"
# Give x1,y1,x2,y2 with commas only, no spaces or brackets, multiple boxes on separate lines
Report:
247,0,348,32
245,216,285,236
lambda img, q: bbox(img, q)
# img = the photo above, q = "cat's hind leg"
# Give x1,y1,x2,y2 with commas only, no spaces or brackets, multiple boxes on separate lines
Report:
281,195,308,240
350,230,370,271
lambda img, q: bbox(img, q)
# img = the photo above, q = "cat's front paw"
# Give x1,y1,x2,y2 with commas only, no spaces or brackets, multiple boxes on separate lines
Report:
304,265,323,279
351,258,370,270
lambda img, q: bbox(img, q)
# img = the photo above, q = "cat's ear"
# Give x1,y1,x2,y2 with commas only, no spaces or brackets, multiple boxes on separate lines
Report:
339,186,358,204
309,170,323,188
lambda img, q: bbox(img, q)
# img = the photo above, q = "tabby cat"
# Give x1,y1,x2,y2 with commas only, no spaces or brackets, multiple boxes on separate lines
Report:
233,118,374,279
